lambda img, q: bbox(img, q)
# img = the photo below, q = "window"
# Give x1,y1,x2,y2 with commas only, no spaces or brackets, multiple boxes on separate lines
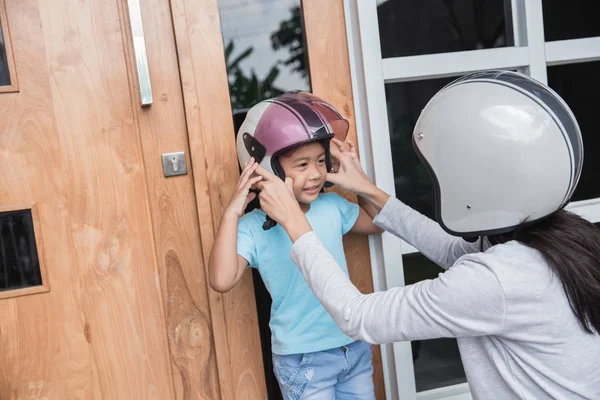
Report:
0,22,9,86
402,253,467,392
542,0,600,42
0,0,17,92
0,205,48,299
349,0,600,398
378,0,514,58
547,61,600,202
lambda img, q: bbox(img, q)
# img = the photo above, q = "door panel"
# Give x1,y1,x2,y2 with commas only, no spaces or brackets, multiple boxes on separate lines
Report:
119,0,222,397
169,1,266,398
0,0,175,397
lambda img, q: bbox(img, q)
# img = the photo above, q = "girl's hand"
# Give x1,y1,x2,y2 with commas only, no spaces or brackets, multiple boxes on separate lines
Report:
224,158,263,219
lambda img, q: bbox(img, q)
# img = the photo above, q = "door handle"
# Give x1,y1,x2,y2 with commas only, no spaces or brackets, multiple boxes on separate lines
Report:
127,0,153,107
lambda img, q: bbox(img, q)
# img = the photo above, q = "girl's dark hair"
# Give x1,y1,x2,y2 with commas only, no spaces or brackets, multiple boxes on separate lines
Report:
490,210,600,334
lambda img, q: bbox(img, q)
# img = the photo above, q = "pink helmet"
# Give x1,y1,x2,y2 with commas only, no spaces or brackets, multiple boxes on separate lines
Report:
236,91,349,181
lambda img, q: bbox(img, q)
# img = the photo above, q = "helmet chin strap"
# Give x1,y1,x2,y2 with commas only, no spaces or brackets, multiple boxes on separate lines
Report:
262,215,277,230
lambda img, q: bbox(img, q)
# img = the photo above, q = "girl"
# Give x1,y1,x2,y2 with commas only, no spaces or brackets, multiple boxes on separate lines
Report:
208,91,382,399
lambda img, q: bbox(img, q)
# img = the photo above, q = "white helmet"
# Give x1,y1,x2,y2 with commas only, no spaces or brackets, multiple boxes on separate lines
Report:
236,91,349,181
413,70,583,237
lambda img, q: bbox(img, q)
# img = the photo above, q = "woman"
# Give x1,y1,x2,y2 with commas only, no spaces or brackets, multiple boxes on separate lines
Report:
254,71,600,399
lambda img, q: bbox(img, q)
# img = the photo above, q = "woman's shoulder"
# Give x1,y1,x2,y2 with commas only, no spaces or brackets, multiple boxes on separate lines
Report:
486,240,544,262
457,241,543,265
455,241,551,288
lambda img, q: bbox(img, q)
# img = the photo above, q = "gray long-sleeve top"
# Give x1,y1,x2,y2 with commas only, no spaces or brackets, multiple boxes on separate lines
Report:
290,197,600,399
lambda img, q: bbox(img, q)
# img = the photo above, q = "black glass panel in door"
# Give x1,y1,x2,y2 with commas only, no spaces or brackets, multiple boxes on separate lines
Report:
218,1,310,399
403,253,467,392
548,61,600,202
385,76,457,220
542,0,600,41
377,0,514,58
0,19,11,86
0,210,42,292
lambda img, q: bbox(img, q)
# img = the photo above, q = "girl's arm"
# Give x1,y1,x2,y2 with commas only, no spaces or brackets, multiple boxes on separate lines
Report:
208,159,261,292
208,213,250,293
349,197,384,235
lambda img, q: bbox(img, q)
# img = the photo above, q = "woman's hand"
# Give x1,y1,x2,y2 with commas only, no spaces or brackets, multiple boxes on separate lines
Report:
328,140,389,209
327,139,374,194
253,166,313,242
224,158,263,219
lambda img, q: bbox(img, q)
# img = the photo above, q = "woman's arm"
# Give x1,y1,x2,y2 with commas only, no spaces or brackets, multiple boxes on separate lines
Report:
374,197,483,269
327,139,482,267
290,232,505,344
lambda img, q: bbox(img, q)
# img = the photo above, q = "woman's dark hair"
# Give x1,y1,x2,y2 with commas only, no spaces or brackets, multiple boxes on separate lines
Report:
490,210,600,334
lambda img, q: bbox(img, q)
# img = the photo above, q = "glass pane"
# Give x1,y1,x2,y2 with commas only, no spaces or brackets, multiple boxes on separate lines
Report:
0,21,11,86
542,0,600,42
219,0,309,114
385,76,457,219
403,253,467,392
377,0,514,58
547,62,600,202
218,2,310,399
0,210,42,292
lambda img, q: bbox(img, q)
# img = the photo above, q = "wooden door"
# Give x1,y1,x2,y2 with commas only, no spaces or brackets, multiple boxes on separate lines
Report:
0,0,178,398
0,0,382,398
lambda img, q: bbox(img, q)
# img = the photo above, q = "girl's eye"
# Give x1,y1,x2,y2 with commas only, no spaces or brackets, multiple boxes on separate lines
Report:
297,163,308,168
318,159,326,164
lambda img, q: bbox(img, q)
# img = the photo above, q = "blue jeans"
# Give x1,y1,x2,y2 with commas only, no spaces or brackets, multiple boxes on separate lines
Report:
272,340,376,400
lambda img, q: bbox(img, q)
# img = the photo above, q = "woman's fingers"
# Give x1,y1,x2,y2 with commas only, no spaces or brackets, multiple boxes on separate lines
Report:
253,164,278,181
244,191,257,207
346,140,356,154
325,171,342,186
244,175,263,192
238,158,257,188
332,138,347,153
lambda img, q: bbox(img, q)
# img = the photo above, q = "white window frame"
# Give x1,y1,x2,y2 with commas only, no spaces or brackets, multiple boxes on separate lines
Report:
344,0,600,399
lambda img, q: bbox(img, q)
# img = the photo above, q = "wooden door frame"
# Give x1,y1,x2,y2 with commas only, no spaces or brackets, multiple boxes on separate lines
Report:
302,2,385,398
164,0,384,398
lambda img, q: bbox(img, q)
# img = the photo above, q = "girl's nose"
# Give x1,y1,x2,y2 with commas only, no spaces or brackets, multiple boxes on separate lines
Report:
309,166,322,180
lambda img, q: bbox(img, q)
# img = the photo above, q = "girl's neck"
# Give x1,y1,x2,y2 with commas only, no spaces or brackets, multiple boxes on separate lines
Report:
299,202,311,213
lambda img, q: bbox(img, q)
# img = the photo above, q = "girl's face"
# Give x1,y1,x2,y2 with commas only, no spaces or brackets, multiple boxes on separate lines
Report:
278,142,328,207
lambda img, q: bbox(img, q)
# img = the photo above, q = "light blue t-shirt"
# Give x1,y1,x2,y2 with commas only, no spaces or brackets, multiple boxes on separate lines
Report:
237,193,360,355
